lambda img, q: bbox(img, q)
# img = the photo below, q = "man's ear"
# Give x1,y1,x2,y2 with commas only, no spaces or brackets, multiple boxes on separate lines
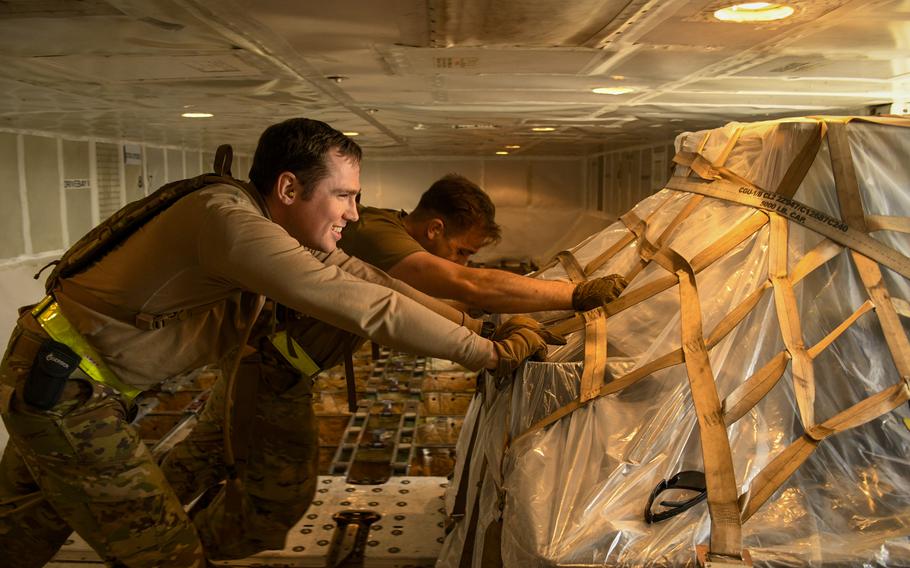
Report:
426,218,445,241
274,172,297,205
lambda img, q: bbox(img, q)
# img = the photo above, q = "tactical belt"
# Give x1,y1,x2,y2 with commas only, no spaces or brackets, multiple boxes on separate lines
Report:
31,296,142,401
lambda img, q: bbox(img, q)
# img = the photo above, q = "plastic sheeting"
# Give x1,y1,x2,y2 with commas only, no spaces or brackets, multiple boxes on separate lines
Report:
439,118,910,567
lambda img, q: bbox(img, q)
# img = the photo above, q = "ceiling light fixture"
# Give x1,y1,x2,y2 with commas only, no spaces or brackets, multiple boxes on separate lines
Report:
343,131,360,136
505,145,521,149
181,112,213,118
592,86,635,95
532,127,556,132
713,2,795,22
495,151,509,155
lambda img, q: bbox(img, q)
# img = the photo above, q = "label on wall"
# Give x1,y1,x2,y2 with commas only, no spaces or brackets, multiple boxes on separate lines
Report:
63,178,90,190
123,144,142,166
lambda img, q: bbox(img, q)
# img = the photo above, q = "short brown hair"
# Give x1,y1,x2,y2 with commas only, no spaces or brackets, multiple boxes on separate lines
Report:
411,174,501,245
249,118,361,199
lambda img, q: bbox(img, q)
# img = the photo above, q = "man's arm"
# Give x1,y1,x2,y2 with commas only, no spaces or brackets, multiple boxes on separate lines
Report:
388,251,575,313
319,248,483,334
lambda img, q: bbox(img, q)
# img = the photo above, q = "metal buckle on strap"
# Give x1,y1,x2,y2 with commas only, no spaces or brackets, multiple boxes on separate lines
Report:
135,311,179,330
644,470,708,524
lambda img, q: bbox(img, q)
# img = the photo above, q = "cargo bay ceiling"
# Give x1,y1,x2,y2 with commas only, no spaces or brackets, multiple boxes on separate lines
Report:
0,0,907,157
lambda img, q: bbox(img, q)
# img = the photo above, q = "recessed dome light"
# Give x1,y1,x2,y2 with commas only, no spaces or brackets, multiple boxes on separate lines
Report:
713,3,794,22
495,151,509,155
505,145,521,149
343,131,360,136
532,126,556,132
592,86,635,95
181,112,213,118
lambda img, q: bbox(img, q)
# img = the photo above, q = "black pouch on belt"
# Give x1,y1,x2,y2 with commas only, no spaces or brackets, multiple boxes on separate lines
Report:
24,340,81,410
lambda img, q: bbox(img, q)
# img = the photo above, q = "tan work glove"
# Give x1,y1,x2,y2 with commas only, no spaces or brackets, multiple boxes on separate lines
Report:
571,274,628,312
490,316,553,378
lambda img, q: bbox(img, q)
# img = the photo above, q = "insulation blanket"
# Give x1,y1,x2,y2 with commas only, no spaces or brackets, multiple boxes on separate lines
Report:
438,117,910,567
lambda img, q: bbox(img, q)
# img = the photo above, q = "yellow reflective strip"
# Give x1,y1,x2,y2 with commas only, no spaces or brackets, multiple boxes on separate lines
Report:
34,299,141,400
904,417,910,432
269,331,320,376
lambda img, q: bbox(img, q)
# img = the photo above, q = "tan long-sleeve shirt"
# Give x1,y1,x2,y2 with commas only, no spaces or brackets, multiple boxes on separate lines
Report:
57,183,489,390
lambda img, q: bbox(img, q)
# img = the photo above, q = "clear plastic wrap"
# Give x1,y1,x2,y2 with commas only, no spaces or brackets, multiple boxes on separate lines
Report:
439,118,910,567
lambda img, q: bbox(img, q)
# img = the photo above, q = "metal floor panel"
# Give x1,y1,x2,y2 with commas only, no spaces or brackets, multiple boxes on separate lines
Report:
49,476,450,567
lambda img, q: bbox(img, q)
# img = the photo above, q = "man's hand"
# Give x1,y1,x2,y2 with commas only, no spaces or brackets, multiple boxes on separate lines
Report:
487,316,550,377
491,315,565,345
571,274,628,312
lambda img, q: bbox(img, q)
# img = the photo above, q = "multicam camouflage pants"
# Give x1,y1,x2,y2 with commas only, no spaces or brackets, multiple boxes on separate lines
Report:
0,318,205,568
0,316,318,566
161,342,319,560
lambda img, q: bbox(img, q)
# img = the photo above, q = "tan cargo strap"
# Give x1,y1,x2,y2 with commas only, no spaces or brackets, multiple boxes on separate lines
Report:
518,276,773,445
578,307,607,403
768,213,816,426
555,251,585,282
545,211,769,340
664,176,910,280
57,278,226,331
30,296,142,401
671,248,742,558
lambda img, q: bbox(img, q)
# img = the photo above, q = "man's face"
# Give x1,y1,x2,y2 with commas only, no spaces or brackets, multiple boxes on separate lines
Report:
424,224,489,265
285,152,361,252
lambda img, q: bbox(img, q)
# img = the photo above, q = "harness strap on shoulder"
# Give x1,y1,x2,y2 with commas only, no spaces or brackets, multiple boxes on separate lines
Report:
213,144,233,177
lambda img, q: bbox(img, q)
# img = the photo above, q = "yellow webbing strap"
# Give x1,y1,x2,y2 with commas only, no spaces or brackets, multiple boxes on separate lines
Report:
269,330,320,377
31,296,142,401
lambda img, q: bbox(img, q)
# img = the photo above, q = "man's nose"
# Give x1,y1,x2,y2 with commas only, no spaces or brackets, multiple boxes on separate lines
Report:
345,199,359,222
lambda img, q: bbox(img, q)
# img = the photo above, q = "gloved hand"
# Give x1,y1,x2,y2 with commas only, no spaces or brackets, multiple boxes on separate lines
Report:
571,274,628,312
491,315,566,345
489,316,550,378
